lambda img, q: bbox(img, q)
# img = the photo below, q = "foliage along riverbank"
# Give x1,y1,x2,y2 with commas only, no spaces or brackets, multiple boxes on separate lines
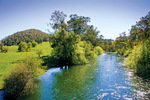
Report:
106,12,150,78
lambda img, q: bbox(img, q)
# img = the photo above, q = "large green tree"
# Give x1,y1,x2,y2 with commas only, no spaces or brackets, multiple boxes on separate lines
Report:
49,11,104,67
67,14,90,35
50,10,67,30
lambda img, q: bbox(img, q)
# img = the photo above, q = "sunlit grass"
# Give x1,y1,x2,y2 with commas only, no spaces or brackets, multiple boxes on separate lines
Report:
0,42,51,89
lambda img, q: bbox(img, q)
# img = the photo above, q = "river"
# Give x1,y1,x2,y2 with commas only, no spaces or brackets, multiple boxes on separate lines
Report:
1,53,150,99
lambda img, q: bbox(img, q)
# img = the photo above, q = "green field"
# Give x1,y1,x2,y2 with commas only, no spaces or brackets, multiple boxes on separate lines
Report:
0,42,52,89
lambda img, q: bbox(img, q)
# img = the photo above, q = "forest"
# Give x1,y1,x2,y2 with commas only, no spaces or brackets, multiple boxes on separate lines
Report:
0,11,150,99
1,29,49,46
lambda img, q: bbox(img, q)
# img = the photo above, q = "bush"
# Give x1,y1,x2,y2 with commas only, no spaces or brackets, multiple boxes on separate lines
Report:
123,48,132,57
2,47,8,53
32,41,37,47
117,47,126,56
26,42,32,52
18,42,27,52
3,64,37,99
72,41,88,65
21,56,43,77
0,43,8,53
124,40,150,74
94,46,104,55
3,56,44,99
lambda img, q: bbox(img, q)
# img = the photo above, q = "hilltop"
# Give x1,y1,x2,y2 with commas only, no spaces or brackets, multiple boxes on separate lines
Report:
1,29,49,46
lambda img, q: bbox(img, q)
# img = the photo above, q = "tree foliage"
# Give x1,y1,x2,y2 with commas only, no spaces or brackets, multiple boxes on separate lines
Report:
106,11,150,75
67,14,90,35
0,43,8,53
124,40,150,75
32,41,37,47
18,42,27,52
94,46,104,55
18,41,37,52
3,57,43,99
50,10,67,30
48,11,104,66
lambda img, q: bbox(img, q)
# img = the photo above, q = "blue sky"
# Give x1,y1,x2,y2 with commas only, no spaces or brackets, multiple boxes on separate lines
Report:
0,0,150,40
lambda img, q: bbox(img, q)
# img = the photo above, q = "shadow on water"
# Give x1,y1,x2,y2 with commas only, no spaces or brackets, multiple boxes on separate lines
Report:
40,56,56,68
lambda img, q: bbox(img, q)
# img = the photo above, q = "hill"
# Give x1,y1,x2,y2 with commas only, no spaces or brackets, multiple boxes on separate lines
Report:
1,29,49,46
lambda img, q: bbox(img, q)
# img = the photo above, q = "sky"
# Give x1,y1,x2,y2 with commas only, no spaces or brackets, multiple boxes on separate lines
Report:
0,0,150,40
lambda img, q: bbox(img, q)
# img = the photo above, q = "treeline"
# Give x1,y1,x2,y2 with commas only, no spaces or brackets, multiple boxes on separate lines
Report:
1,29,49,46
108,12,150,76
45,11,104,67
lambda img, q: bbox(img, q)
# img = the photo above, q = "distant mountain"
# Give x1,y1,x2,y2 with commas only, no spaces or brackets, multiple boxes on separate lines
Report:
1,29,49,46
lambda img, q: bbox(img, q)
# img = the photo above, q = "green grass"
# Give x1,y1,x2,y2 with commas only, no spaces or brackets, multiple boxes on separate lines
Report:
0,42,52,89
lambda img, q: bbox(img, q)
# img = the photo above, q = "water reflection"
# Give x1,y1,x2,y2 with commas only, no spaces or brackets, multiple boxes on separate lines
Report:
2,53,150,100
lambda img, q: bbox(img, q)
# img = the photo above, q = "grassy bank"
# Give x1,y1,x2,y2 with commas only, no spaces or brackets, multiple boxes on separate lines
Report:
0,42,52,89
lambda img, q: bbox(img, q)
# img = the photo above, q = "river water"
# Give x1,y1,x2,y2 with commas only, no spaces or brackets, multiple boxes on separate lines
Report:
1,53,150,99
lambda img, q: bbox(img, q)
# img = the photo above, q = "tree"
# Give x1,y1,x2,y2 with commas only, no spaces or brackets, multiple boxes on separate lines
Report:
48,11,104,66
99,35,104,39
2,47,8,53
67,14,90,35
82,25,100,46
26,42,32,51
129,12,150,45
94,46,104,55
18,42,27,52
32,41,37,47
50,10,67,30
124,40,150,75
0,42,4,52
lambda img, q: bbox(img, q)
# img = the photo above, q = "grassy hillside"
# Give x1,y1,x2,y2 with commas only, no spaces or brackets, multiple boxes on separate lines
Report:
0,42,52,89
1,29,49,46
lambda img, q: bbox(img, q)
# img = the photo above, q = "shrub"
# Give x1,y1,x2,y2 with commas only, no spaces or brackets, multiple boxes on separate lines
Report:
124,40,150,74
123,48,132,57
72,41,88,65
0,43,8,53
94,46,104,55
32,41,37,47
18,42,27,52
26,42,32,52
21,56,43,77
3,64,37,99
3,56,44,99
2,47,8,53
0,43,4,52
117,47,126,56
